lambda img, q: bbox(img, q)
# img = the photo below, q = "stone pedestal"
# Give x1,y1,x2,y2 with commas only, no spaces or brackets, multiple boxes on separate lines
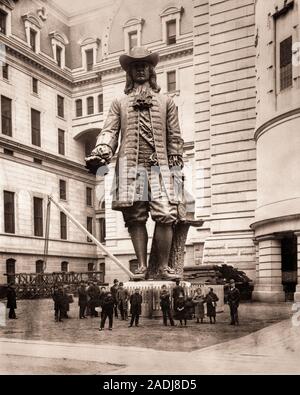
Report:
252,237,285,303
124,280,224,318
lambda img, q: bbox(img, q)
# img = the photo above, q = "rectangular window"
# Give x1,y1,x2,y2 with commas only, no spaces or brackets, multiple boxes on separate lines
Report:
167,20,176,45
87,216,93,242
30,29,37,52
86,187,92,206
31,109,41,147
76,99,82,117
98,94,103,113
129,31,138,52
167,71,176,92
0,10,7,35
99,218,106,244
4,191,15,234
87,97,94,115
56,46,62,68
2,63,8,80
58,129,65,156
33,197,43,237
280,36,293,90
60,212,67,240
32,77,38,94
86,49,94,71
59,180,67,201
1,95,12,136
57,95,64,118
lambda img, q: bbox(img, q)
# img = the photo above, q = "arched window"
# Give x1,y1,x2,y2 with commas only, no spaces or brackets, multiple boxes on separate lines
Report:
6,258,16,285
61,261,69,272
87,97,94,115
88,262,95,272
36,260,44,273
75,99,83,117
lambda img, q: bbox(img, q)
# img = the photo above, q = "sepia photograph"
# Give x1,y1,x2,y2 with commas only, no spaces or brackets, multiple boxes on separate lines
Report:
0,0,299,379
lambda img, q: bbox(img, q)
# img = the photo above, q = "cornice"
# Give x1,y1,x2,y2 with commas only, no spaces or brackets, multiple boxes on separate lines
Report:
2,34,73,85
0,136,93,179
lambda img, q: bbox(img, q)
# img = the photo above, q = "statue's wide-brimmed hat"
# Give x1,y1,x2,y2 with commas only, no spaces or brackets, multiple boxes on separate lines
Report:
119,47,160,72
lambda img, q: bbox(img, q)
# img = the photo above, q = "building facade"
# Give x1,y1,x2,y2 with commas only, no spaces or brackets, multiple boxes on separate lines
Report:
0,0,299,302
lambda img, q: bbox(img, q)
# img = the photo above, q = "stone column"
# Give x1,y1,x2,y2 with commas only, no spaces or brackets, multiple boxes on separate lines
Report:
252,236,285,303
294,232,300,302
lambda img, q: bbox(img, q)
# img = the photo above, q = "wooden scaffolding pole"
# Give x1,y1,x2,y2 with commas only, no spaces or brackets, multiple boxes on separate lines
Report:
48,195,135,279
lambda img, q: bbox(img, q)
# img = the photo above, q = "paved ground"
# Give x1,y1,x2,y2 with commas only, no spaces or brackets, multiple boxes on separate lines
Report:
0,299,292,352
0,299,298,374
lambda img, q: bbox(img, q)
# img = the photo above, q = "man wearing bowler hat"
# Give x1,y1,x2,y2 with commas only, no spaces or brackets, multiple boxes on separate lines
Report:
86,47,185,280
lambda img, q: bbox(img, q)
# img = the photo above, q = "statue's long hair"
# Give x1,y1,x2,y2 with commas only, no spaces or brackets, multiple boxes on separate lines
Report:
124,65,161,94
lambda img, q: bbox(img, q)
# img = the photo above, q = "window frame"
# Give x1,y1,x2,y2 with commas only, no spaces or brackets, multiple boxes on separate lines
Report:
75,99,83,117
58,128,65,156
59,179,67,201
87,96,94,115
0,9,7,35
1,95,12,137
31,108,41,147
33,196,43,237
60,211,67,240
167,70,177,93
4,190,15,234
57,95,65,118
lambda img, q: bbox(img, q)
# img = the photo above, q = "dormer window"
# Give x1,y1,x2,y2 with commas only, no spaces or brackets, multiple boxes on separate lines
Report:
160,7,184,45
0,0,15,37
0,9,7,35
30,28,37,52
79,37,100,72
49,31,69,69
56,46,62,68
86,49,94,71
129,31,138,52
166,20,176,45
22,13,42,54
123,18,144,53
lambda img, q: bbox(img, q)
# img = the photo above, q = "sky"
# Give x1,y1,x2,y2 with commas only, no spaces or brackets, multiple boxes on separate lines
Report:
51,0,109,14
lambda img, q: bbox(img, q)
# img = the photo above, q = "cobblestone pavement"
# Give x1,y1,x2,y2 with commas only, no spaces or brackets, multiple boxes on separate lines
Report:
0,298,293,352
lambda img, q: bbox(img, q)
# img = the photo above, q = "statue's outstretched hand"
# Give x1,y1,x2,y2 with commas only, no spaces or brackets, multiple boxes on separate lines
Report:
85,145,113,175
168,155,184,170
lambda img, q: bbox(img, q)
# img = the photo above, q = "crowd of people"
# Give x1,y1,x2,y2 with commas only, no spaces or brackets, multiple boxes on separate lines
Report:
5,279,241,329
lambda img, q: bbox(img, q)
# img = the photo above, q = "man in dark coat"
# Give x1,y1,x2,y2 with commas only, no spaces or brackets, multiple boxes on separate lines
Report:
227,279,240,325
160,285,174,326
205,288,219,324
7,283,17,319
110,279,119,318
116,282,129,320
88,281,100,318
52,285,60,322
78,282,88,319
99,292,115,331
172,279,185,310
129,288,142,327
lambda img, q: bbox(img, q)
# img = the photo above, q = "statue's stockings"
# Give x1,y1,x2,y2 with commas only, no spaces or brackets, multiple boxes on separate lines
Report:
128,223,173,273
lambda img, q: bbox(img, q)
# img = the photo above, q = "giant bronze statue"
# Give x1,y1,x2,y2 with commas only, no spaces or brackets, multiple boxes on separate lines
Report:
86,47,202,280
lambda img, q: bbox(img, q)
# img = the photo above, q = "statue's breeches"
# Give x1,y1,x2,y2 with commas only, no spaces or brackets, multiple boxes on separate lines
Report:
122,200,179,228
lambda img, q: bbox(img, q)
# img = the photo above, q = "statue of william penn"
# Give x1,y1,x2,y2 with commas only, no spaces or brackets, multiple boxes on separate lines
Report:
86,47,198,280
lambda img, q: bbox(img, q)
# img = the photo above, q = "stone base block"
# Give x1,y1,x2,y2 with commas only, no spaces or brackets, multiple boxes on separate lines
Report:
294,285,300,303
252,288,286,303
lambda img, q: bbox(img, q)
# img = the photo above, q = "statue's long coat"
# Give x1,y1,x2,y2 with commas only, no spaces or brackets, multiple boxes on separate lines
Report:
96,90,184,211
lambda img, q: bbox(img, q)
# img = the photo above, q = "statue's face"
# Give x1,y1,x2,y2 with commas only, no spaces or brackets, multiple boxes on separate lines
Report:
131,62,150,84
